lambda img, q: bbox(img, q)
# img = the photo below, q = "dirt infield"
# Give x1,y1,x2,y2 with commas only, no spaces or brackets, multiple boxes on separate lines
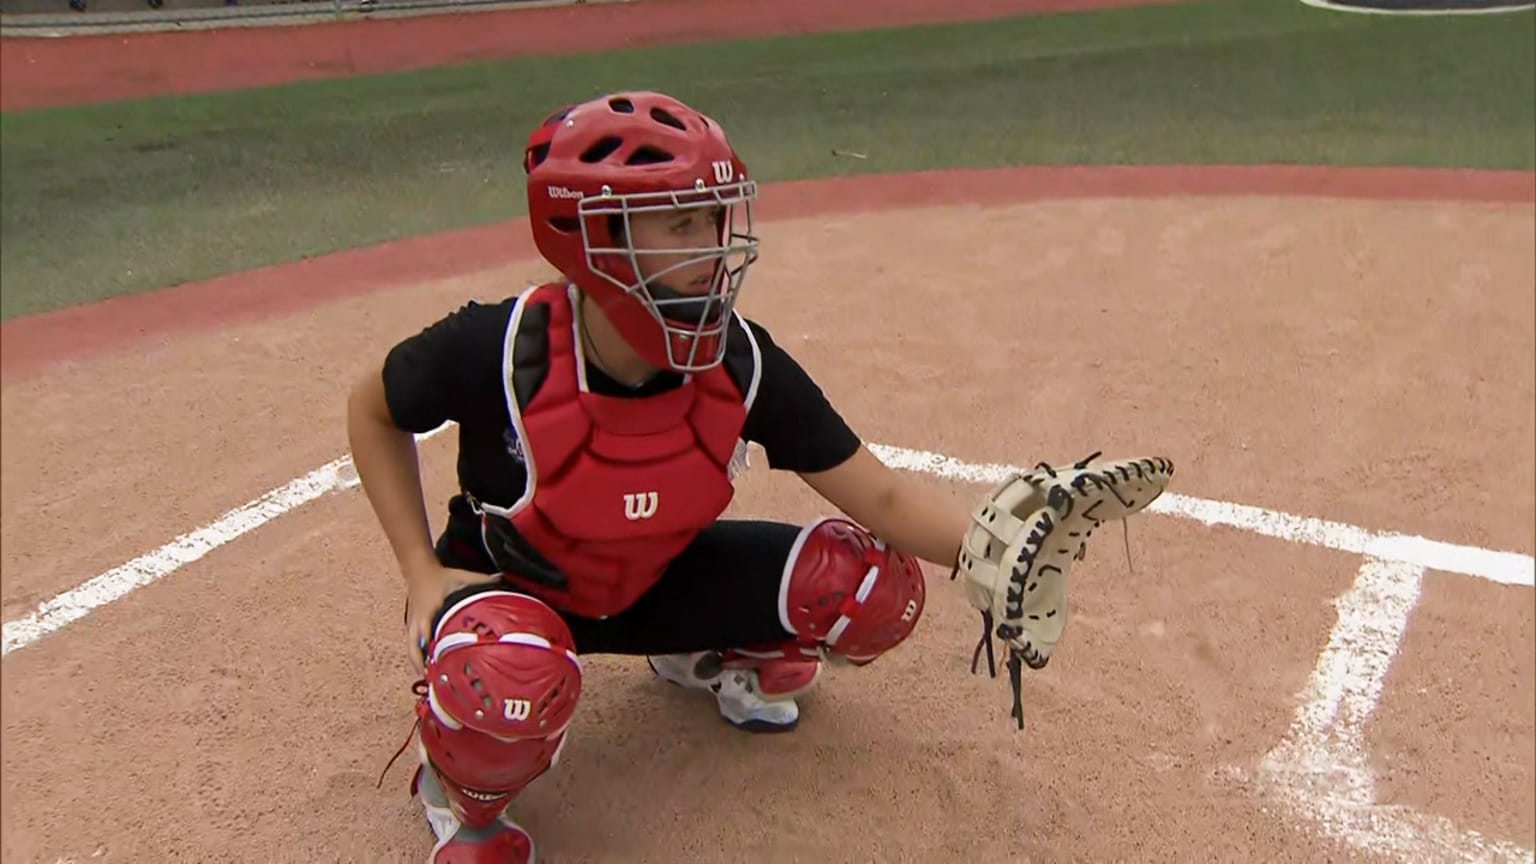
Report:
2,172,1533,863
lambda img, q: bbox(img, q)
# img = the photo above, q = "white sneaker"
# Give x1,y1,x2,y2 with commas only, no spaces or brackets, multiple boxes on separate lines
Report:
648,651,804,733
412,764,536,864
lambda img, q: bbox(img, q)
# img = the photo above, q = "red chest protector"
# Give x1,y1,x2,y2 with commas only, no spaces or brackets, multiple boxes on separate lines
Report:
475,283,756,619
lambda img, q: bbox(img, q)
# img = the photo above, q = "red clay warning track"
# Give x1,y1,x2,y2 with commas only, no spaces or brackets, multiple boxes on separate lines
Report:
0,0,1186,111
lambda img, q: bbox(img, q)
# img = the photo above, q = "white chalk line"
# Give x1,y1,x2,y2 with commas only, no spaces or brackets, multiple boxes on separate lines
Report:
1254,558,1534,863
1297,0,1535,16
0,455,359,658
864,444,1534,586
3,430,1529,659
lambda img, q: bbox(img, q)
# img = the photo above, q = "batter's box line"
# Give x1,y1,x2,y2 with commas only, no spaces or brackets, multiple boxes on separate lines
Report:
863,445,1533,587
1246,557,1534,863
2,429,1531,660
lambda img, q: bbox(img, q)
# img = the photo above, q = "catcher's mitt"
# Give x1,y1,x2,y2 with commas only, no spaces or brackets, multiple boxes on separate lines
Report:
950,452,1174,730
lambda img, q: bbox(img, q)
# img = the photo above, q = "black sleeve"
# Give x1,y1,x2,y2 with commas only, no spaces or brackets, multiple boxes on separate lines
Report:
739,319,862,474
381,299,514,434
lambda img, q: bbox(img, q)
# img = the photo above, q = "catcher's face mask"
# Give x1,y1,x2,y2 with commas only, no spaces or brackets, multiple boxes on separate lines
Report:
579,182,758,368
523,90,759,373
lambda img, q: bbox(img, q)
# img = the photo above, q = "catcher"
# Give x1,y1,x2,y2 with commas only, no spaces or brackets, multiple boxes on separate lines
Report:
347,91,1173,864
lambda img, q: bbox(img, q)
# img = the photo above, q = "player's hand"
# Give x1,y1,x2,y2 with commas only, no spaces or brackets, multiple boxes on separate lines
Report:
403,560,495,672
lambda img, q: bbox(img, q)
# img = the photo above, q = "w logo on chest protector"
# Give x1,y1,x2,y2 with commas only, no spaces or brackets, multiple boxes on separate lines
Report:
623,491,659,521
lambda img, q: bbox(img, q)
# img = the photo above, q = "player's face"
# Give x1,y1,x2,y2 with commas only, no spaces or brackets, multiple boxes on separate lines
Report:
624,204,726,297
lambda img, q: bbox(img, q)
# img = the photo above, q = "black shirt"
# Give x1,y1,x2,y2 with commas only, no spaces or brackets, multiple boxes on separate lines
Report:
380,292,862,513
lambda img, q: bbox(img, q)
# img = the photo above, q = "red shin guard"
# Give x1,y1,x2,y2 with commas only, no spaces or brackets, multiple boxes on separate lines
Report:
416,590,582,827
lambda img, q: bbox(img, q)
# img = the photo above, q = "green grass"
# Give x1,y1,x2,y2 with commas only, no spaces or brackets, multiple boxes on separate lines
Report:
1,0,1532,319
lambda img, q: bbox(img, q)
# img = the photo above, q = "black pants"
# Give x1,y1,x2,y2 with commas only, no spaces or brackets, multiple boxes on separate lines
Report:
433,496,797,656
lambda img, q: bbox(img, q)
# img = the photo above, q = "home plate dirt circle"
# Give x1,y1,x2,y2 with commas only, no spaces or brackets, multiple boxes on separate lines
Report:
0,171,1531,863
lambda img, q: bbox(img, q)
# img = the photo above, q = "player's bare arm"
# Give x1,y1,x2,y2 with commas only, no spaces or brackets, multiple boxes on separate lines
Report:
346,369,436,576
346,368,491,666
798,444,970,566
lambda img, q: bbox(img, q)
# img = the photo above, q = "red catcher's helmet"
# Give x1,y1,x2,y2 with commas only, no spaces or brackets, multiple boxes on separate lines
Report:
523,92,759,372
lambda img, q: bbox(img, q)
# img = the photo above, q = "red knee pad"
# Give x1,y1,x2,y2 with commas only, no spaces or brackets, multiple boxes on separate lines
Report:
417,590,582,827
775,517,926,665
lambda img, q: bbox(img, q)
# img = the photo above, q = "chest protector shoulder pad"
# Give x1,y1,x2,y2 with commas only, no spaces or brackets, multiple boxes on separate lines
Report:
479,283,756,619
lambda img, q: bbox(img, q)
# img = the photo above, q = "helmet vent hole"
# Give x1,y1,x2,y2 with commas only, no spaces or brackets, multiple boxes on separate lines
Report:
547,216,580,234
525,143,550,170
608,98,635,114
580,136,624,163
626,145,674,166
649,107,686,131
